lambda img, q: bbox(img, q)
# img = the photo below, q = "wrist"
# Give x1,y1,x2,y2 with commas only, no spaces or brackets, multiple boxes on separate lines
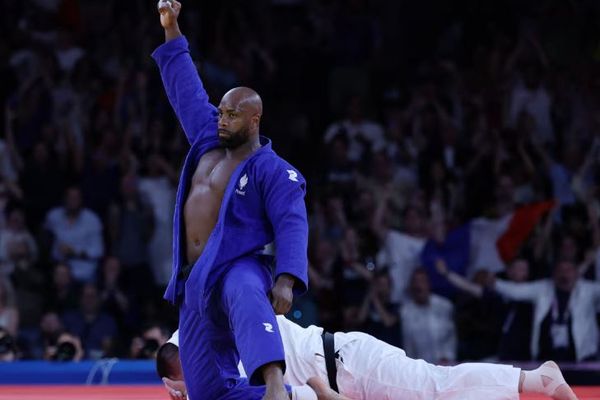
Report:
275,273,295,288
262,362,284,385
165,25,182,41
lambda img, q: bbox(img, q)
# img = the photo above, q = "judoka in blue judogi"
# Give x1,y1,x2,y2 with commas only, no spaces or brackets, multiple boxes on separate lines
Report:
152,11,309,400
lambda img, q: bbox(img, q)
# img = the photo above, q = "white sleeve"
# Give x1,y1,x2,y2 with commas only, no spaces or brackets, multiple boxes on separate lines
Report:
494,279,545,302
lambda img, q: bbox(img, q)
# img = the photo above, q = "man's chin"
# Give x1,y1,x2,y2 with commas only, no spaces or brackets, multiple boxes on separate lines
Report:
219,137,243,148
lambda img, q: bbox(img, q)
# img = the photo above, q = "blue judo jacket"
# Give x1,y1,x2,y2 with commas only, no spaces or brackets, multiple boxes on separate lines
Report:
152,36,309,314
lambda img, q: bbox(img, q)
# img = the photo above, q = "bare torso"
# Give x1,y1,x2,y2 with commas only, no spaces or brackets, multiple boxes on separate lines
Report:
183,148,243,265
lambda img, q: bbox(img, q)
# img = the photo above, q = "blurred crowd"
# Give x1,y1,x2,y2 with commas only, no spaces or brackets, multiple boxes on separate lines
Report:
0,0,599,364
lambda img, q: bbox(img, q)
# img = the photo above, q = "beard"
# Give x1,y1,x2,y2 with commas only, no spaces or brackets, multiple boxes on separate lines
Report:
218,127,249,149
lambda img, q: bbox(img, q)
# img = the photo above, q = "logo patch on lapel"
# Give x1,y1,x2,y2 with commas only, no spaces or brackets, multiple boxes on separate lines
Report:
236,173,248,196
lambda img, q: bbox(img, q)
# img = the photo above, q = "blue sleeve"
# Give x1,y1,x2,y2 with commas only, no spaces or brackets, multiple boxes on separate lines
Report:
260,159,309,294
151,36,218,145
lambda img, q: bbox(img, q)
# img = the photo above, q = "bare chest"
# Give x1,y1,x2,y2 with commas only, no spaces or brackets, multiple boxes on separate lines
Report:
189,149,241,193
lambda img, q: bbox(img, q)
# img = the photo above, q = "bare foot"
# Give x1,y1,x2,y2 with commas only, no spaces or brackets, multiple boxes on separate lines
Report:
306,377,353,400
542,361,578,400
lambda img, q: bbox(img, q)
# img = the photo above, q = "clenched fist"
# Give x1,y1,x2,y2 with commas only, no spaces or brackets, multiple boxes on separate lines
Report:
157,0,181,30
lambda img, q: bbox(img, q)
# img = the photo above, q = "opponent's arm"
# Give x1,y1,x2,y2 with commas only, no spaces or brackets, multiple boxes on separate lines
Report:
153,1,218,145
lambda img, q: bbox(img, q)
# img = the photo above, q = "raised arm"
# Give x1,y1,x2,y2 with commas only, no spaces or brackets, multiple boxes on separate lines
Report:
435,259,484,298
152,1,218,145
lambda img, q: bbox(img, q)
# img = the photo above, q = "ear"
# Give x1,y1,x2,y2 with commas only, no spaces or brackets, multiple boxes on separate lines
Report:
252,114,261,128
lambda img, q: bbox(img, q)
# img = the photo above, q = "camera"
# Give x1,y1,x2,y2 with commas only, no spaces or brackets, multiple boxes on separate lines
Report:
0,333,15,355
52,341,77,362
138,339,159,359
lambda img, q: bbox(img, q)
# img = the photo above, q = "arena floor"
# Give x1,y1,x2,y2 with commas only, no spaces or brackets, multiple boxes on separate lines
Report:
0,386,599,400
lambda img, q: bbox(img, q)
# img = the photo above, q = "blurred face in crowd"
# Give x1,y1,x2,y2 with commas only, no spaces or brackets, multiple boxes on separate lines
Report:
507,259,529,282
143,326,168,347
372,152,393,182
64,187,83,215
102,257,121,283
313,239,336,267
553,261,578,292
120,174,138,200
217,88,262,149
53,263,72,289
403,207,424,236
374,272,392,301
80,284,100,315
472,270,494,287
330,136,350,166
409,269,431,305
495,174,515,205
558,236,579,263
346,95,364,122
6,209,25,231
40,312,63,338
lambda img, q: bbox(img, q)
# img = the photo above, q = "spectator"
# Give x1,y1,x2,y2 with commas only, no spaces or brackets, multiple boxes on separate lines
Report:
494,260,600,361
46,263,80,314
374,203,428,303
107,173,154,300
45,332,84,362
0,205,38,276
44,186,104,282
0,328,18,362
138,153,176,288
129,323,170,359
35,311,65,360
0,278,18,337
20,141,66,229
61,283,117,359
437,258,533,360
358,268,401,347
323,95,386,164
401,268,456,363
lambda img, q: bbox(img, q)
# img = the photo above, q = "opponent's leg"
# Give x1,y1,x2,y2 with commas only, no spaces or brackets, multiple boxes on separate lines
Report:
520,361,578,400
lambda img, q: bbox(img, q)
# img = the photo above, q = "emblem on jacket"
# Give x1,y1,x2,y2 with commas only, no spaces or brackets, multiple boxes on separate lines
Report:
236,174,248,196
287,169,298,182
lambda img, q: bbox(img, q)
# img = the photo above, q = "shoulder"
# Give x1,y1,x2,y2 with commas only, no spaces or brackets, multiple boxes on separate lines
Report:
81,209,103,226
431,294,453,311
45,208,64,223
252,152,306,185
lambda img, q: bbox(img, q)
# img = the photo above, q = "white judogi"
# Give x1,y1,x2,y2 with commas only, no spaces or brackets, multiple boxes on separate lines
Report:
277,316,521,400
169,317,521,400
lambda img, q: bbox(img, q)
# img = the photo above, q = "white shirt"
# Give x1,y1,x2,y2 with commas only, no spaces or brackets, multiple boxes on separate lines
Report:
44,207,104,281
495,279,600,361
400,295,456,362
0,228,38,276
324,119,386,161
376,230,425,302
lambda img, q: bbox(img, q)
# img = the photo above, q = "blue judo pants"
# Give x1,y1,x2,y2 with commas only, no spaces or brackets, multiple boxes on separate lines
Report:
179,255,290,400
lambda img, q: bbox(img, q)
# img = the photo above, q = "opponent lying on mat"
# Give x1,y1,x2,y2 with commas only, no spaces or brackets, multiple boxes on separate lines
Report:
157,316,578,400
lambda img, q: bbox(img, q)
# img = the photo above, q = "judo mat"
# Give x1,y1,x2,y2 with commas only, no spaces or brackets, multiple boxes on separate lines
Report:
0,386,598,400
